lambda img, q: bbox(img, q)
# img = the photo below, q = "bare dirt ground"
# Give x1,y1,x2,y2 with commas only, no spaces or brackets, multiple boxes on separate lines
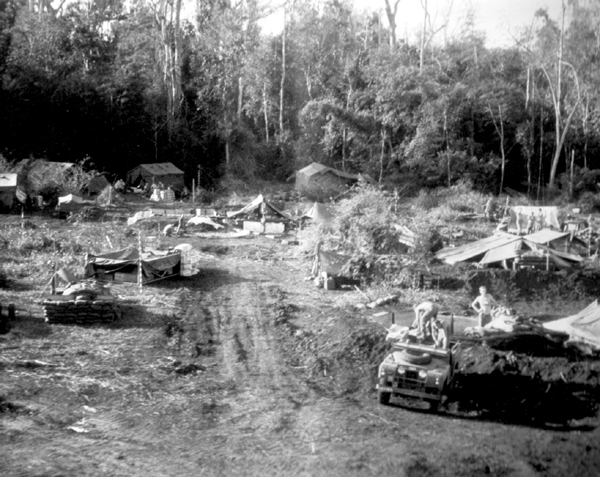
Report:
1,219,600,476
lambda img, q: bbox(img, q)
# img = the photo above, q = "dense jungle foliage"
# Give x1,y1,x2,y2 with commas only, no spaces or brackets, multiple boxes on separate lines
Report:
1,0,600,198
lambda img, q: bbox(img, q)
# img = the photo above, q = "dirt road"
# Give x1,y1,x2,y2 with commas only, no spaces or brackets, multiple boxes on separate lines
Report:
1,237,600,476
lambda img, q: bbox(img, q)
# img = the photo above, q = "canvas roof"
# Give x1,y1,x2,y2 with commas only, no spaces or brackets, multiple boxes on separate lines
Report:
226,194,295,220
297,162,358,181
523,229,570,245
435,229,586,267
129,163,183,176
544,301,600,352
435,233,518,264
303,202,334,227
0,173,18,188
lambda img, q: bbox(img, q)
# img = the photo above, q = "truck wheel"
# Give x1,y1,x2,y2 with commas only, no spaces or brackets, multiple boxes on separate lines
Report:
428,400,439,412
378,391,391,405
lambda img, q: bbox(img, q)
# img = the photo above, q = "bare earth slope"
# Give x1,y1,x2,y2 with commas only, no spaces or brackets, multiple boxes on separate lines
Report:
1,235,599,476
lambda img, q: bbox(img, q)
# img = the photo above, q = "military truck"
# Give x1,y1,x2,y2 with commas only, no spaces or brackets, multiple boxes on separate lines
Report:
376,317,462,411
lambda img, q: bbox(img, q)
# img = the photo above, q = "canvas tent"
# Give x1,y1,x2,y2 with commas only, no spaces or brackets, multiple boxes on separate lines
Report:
303,202,334,228
0,173,18,209
127,163,184,191
295,162,359,195
544,301,600,354
83,175,110,196
85,247,181,284
227,194,295,221
435,230,583,270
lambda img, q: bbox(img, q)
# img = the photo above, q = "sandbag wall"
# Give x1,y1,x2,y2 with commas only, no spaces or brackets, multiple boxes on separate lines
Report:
43,298,121,324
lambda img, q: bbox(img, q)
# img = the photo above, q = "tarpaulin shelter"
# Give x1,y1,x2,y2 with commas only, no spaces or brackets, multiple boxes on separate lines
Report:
544,301,600,354
127,163,184,191
57,194,92,214
85,247,181,284
508,206,560,231
227,194,295,221
0,173,18,209
295,162,359,195
435,230,583,270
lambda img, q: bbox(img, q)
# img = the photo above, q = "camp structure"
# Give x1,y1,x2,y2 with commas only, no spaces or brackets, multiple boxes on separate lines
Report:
302,202,334,228
544,300,600,355
0,173,18,210
127,163,184,191
82,174,110,197
84,247,181,284
226,194,295,234
435,230,584,270
227,194,294,221
295,162,359,196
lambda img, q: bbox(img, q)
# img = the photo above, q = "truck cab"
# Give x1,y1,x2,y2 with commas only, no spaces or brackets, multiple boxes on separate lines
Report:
376,339,462,410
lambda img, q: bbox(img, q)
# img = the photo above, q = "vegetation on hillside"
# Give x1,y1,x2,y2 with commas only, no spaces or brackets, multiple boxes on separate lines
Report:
0,1,599,199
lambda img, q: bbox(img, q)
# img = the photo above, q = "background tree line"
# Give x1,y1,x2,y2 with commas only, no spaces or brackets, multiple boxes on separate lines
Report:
1,0,600,199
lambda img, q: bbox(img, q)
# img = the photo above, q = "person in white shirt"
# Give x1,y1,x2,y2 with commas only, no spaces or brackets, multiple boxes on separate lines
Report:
471,286,497,327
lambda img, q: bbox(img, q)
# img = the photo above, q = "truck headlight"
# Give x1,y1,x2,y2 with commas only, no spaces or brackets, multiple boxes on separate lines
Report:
397,367,406,375
418,370,427,379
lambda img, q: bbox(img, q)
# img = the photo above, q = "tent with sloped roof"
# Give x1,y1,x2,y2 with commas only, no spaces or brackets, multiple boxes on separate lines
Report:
544,301,600,354
83,174,110,196
295,162,359,196
435,230,584,270
127,163,184,191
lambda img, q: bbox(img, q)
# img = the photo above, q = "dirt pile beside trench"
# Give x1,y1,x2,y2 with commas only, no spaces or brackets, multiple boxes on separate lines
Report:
452,345,600,426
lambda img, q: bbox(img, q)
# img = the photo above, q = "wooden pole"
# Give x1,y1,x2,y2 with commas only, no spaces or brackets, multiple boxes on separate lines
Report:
138,228,143,293
546,241,550,271
192,178,195,204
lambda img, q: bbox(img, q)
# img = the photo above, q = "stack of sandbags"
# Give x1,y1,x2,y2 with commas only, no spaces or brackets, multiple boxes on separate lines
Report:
43,297,121,325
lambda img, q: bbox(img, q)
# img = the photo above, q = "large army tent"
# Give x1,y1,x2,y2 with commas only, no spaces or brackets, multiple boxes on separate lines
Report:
127,163,184,191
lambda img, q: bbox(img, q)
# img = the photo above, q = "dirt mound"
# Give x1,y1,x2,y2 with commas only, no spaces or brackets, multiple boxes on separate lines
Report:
451,345,600,426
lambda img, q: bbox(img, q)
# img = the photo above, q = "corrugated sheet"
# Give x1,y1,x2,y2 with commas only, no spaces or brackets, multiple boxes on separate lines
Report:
479,240,523,265
524,229,569,244
435,233,518,264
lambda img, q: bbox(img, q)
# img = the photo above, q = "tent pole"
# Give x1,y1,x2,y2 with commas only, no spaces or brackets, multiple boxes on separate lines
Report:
138,229,143,293
546,242,550,271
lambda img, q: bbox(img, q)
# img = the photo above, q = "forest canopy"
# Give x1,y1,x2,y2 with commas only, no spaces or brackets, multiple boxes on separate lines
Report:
1,0,599,198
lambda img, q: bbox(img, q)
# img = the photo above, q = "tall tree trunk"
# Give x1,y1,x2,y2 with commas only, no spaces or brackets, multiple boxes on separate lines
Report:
279,8,286,137
384,0,401,48
419,0,427,72
262,82,269,142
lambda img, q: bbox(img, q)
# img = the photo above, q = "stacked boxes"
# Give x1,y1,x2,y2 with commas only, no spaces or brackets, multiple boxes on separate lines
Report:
179,249,203,277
